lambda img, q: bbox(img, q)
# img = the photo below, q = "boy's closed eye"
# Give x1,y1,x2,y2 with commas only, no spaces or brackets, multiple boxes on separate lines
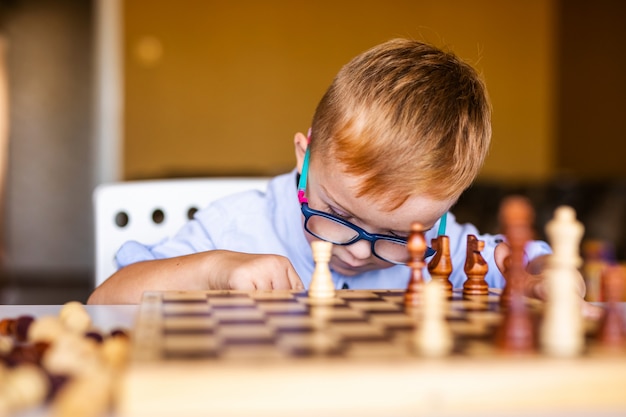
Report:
326,205,353,221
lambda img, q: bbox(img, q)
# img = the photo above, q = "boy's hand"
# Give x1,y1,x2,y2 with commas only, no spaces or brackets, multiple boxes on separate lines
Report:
205,250,305,291
494,242,603,319
88,250,305,304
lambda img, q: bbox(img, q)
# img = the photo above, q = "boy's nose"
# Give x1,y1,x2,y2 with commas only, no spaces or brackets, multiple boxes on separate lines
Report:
345,239,373,260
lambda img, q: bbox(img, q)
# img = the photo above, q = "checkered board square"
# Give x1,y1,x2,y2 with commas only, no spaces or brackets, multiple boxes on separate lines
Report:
132,289,507,361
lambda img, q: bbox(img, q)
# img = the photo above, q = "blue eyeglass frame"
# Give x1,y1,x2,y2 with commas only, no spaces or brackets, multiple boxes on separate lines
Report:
297,146,447,262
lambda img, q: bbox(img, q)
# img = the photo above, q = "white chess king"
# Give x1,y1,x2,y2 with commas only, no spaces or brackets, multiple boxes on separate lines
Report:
540,205,585,357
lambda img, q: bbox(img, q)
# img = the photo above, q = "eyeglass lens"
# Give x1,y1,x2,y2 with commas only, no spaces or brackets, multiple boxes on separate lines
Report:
305,215,408,263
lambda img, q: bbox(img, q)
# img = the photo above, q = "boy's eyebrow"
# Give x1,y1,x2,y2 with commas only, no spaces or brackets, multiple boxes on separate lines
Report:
319,183,359,219
318,182,383,228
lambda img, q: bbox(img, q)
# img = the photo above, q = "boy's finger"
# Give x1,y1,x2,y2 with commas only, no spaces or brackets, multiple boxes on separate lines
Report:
253,279,273,290
494,242,510,274
287,268,305,290
582,301,603,320
270,275,292,290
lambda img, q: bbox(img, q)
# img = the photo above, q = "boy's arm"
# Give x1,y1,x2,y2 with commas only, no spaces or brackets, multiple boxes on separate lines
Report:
87,250,304,305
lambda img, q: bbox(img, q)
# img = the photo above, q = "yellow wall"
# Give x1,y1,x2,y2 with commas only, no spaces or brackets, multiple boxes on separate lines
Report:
124,0,556,181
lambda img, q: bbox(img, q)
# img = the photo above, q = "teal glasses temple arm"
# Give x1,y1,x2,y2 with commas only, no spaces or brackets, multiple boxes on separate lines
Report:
297,147,311,204
437,212,448,236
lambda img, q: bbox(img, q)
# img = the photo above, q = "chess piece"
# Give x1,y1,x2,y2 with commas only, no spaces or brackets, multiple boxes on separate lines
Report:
428,235,453,296
597,265,625,349
414,280,453,357
495,196,535,353
52,371,113,417
309,240,336,299
59,301,92,334
463,234,489,296
582,240,615,302
540,206,585,357
404,222,427,307
1,364,49,414
499,196,534,307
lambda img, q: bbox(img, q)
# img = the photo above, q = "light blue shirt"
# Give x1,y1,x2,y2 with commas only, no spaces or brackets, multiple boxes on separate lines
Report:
116,170,552,290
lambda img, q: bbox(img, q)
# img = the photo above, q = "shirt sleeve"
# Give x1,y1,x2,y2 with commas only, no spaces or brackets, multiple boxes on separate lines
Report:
115,217,217,269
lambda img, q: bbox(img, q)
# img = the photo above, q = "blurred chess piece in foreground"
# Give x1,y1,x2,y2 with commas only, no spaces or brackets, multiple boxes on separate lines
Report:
597,265,626,350
496,196,535,353
540,206,585,357
414,280,453,357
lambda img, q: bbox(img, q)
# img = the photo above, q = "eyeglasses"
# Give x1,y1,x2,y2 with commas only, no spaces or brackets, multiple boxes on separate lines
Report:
297,146,447,264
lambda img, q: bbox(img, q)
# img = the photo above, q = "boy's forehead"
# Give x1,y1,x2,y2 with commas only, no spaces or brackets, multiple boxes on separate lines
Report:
312,159,452,230
358,189,452,231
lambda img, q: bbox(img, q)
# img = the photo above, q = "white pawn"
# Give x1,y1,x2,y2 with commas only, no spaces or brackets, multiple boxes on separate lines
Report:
415,280,453,357
308,241,335,299
540,206,585,357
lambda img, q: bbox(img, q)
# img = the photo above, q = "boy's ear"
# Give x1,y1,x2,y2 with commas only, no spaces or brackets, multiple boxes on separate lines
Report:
294,132,308,174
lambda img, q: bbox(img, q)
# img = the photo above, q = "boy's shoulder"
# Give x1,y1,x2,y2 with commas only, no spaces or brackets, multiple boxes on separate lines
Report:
192,170,300,238
186,171,303,256
200,170,296,215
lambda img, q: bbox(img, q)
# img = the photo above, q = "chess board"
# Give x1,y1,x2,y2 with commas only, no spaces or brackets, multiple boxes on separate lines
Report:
119,289,626,417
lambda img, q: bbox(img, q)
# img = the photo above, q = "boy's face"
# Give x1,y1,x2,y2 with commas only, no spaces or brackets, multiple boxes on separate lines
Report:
295,133,455,276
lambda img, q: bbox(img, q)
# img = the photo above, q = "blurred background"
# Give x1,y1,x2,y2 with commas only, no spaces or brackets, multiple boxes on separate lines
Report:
0,0,624,303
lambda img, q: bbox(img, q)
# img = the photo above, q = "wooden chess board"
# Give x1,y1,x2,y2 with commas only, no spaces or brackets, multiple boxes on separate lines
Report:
119,289,626,417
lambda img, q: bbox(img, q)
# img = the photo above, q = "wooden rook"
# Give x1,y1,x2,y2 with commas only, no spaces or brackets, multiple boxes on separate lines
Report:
495,196,535,353
404,222,427,307
463,234,489,296
427,235,453,297
598,265,626,349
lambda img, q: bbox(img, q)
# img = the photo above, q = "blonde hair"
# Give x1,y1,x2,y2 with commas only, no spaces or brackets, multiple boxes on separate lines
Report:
310,38,492,209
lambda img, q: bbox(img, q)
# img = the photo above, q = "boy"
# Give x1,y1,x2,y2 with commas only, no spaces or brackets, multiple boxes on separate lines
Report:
88,38,578,306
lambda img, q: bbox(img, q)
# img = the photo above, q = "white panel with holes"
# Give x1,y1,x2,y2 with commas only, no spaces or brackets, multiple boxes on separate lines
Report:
93,178,269,287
